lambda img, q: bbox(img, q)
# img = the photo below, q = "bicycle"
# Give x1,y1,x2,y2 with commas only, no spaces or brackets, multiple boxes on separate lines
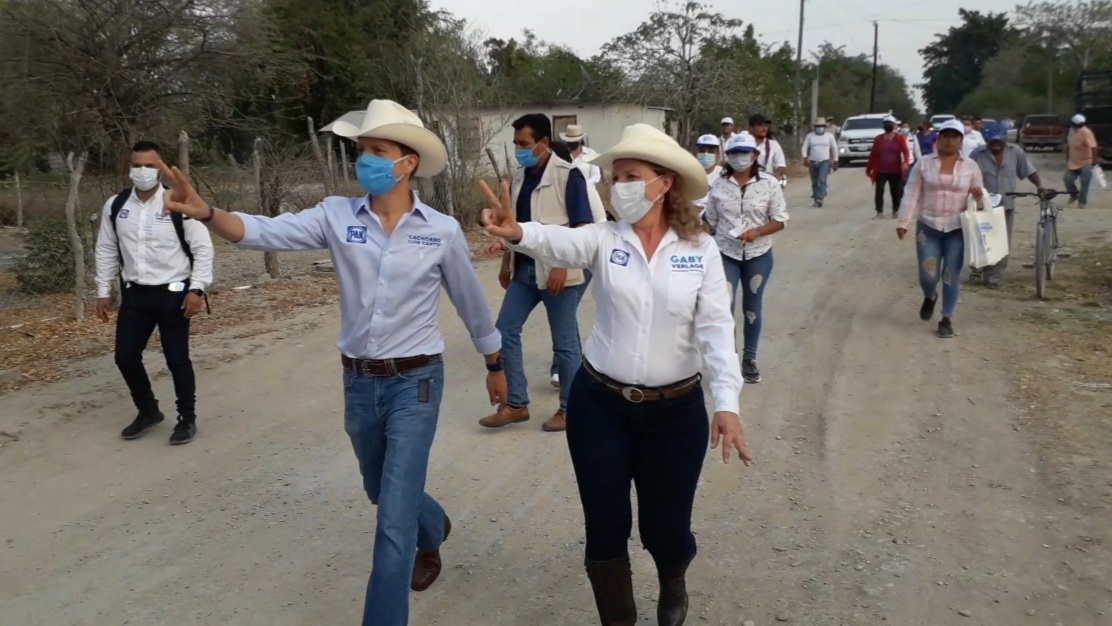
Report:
1004,189,1073,299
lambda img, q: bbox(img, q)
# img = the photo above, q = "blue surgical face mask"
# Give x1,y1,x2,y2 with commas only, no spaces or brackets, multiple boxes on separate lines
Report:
515,144,544,168
696,152,717,169
356,154,409,197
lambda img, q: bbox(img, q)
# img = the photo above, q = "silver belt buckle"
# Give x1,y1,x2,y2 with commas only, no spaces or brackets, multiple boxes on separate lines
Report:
620,386,645,404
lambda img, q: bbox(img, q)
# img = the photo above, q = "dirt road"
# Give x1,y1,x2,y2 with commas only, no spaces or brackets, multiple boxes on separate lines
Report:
1,158,1110,625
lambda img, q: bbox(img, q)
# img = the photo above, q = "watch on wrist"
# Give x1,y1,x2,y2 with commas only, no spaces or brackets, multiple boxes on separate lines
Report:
189,288,204,296
485,356,505,373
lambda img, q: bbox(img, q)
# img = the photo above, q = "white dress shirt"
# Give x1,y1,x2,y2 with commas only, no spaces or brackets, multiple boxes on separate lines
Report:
755,138,787,173
573,147,602,185
961,130,986,158
512,220,743,415
95,186,214,298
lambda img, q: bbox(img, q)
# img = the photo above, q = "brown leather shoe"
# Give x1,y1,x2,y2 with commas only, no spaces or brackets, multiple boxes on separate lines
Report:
411,515,451,592
542,409,567,432
478,404,530,428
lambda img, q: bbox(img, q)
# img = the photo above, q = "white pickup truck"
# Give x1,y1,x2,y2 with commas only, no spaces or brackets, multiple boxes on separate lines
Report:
837,113,889,166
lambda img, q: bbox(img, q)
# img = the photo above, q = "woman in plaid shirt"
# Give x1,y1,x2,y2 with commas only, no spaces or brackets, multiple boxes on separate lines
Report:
896,120,986,338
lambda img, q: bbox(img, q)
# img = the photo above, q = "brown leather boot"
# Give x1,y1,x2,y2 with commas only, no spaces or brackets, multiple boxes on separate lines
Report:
656,560,691,626
585,555,637,626
478,404,530,428
541,409,567,432
411,515,451,592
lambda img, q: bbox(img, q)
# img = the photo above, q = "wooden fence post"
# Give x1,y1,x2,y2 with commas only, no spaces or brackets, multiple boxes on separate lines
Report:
253,139,279,278
340,141,350,185
64,151,89,321
306,116,335,196
178,131,190,178
326,134,335,188
14,171,23,228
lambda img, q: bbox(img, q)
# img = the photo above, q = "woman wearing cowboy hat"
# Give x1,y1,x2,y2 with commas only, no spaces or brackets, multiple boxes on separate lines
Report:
480,123,752,626
154,99,505,626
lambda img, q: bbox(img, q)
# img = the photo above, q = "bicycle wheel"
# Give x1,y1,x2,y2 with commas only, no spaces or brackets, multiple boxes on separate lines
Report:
1035,221,1047,299
1045,217,1058,281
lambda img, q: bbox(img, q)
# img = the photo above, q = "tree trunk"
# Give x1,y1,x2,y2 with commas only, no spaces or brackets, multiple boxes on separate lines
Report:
178,131,190,178
340,141,350,185
325,134,335,190
307,117,335,196
64,152,89,321
253,141,279,278
14,171,23,228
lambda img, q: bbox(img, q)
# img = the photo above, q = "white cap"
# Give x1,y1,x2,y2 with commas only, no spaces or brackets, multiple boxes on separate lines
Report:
696,134,720,148
721,117,734,125
883,115,898,124
937,120,965,135
724,133,758,153
1072,113,1086,125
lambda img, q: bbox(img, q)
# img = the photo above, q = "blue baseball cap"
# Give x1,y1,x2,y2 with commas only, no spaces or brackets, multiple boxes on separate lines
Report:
983,122,1007,142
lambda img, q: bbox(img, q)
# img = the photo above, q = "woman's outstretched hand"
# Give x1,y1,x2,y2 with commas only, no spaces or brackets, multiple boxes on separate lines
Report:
479,180,524,242
710,412,753,465
156,162,210,220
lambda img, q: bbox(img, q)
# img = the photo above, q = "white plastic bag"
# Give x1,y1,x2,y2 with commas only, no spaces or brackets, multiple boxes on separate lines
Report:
961,200,1009,269
1095,165,1107,190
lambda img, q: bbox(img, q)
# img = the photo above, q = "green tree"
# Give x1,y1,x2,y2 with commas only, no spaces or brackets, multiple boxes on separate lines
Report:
809,44,919,126
919,9,1018,114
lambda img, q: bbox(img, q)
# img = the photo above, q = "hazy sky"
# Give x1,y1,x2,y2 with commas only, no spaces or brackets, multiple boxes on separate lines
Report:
430,0,1023,108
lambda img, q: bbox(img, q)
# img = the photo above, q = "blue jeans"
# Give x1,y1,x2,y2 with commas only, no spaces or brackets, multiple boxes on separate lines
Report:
915,222,964,318
1063,165,1093,206
499,263,583,411
721,250,773,361
808,160,831,201
343,360,448,626
551,269,592,376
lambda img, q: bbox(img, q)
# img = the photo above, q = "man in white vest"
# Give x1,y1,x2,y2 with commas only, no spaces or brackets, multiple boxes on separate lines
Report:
480,113,594,433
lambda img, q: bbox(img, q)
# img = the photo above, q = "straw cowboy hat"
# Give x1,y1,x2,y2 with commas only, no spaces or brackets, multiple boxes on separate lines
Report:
586,124,708,202
814,117,828,126
559,125,587,142
327,99,447,177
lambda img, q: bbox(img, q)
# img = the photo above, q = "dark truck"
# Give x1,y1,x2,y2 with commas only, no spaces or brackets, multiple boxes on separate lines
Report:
1019,114,1064,151
1076,70,1112,163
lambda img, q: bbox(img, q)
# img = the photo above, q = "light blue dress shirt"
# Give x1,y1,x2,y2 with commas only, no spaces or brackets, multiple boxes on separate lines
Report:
235,196,501,360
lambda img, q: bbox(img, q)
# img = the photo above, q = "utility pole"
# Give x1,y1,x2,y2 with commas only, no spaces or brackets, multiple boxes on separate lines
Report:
870,20,879,112
1047,66,1054,113
794,0,806,143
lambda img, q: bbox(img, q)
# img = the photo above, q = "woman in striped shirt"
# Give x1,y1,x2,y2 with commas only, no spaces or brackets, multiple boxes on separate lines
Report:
896,120,985,338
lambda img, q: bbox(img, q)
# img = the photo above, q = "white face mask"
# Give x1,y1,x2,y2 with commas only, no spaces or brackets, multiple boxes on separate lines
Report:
815,127,826,135
129,167,160,192
609,176,662,224
696,153,717,169
726,153,754,171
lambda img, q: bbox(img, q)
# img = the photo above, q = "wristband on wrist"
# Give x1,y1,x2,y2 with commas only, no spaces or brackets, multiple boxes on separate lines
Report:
199,205,216,223
485,355,505,373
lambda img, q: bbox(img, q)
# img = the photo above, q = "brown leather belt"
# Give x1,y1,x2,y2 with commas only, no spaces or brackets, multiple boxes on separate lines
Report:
582,359,701,404
341,354,441,377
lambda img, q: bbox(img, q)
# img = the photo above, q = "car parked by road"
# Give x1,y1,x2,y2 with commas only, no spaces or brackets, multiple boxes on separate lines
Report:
1019,114,1065,152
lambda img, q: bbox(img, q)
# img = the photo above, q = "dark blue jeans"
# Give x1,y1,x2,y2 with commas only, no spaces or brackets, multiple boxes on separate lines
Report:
915,222,964,318
720,250,774,361
565,366,709,568
551,269,592,377
343,360,448,626
498,263,583,411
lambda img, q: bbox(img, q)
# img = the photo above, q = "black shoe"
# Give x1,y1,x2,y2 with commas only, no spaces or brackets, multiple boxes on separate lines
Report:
657,560,691,626
919,294,937,321
585,555,637,625
121,409,165,440
816,199,823,207
169,419,197,445
742,360,761,384
937,318,954,339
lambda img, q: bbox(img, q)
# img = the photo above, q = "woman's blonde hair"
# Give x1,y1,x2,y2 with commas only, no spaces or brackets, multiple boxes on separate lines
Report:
651,164,705,240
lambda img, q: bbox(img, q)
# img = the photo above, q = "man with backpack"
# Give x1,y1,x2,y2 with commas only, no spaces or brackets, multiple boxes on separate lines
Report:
94,141,214,445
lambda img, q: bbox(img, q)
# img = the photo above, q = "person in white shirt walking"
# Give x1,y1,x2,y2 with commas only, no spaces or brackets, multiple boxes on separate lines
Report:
961,115,986,158
693,133,723,215
719,117,736,154
94,141,214,445
801,117,839,206
479,123,751,626
748,113,787,181
703,133,788,384
561,125,602,186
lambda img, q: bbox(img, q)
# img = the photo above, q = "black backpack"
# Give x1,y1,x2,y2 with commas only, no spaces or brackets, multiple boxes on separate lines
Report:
110,187,209,312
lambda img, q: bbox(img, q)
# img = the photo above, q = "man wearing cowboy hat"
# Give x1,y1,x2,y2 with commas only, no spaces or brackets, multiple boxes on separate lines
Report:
560,124,602,186
154,99,506,626
801,117,839,207
480,113,594,434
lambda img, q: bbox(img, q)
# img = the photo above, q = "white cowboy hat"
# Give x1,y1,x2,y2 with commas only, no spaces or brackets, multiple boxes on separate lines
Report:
327,99,447,177
586,124,707,202
559,125,587,142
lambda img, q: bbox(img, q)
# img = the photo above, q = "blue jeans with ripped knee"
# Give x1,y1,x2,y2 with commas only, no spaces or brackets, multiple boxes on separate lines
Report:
915,222,964,318
721,250,773,361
